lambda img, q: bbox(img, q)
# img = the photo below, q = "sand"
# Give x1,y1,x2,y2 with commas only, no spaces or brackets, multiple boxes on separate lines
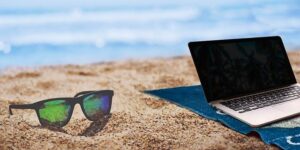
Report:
1,52,300,149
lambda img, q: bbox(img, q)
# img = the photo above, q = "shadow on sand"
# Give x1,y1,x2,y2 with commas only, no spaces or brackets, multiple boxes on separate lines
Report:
28,114,111,136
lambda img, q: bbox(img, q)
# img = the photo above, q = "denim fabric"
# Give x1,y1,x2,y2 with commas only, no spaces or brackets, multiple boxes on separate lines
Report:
145,85,300,150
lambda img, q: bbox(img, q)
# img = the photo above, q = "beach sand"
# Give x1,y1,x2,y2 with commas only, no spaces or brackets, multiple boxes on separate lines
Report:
1,51,300,149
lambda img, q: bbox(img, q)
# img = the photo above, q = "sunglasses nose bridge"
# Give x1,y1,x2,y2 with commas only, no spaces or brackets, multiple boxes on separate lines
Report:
74,97,82,103
71,101,87,120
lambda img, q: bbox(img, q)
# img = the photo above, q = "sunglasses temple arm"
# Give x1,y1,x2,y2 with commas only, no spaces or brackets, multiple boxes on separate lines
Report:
9,104,34,115
74,91,97,97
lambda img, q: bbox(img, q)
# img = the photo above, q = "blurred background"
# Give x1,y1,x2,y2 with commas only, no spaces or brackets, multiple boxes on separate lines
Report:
0,0,299,68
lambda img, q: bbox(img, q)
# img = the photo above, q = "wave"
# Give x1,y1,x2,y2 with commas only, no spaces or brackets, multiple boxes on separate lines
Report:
0,8,199,26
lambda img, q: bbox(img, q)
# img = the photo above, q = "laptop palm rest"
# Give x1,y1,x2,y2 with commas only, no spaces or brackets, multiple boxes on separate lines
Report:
272,98,300,114
215,100,300,127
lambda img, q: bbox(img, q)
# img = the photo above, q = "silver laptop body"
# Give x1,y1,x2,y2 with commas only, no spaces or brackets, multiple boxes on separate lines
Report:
189,36,300,127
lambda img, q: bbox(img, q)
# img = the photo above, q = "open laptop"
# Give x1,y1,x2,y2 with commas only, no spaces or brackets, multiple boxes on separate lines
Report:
188,36,300,127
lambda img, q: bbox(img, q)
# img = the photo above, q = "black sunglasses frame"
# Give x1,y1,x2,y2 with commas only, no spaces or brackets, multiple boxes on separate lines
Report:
9,90,113,127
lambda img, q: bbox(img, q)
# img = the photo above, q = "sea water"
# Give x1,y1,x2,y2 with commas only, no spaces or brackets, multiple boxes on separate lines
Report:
0,0,299,68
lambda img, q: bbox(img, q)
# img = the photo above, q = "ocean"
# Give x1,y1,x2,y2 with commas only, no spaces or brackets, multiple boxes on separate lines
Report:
0,0,299,68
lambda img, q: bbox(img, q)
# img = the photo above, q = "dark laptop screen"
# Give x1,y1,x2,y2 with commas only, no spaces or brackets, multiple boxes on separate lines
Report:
189,36,296,102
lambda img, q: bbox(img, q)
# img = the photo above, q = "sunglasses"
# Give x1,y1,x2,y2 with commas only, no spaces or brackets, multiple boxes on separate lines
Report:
9,90,113,128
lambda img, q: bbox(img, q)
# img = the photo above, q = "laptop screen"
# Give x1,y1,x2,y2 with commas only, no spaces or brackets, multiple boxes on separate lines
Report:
189,36,297,102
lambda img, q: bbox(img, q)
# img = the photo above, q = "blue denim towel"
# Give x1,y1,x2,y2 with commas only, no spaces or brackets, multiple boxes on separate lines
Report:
144,85,300,150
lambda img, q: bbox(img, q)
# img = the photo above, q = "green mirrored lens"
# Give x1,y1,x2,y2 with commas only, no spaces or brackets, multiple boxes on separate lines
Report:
83,94,110,120
38,100,70,126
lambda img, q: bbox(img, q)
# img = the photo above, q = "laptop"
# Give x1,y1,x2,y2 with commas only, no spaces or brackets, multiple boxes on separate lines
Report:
188,36,300,127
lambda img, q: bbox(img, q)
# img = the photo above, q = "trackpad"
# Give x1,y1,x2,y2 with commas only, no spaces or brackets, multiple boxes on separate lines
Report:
272,99,300,114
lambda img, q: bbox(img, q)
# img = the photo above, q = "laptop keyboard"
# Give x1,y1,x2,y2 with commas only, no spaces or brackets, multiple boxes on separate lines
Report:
221,86,300,113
